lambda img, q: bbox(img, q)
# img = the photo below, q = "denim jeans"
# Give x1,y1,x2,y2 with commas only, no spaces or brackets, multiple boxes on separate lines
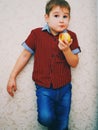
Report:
35,83,72,130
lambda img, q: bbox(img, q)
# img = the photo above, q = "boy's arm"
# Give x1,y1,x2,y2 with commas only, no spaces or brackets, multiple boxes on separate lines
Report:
62,47,79,67
58,40,79,68
7,49,32,97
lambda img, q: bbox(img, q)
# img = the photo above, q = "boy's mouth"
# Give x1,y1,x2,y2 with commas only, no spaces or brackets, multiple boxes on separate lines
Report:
59,25,66,28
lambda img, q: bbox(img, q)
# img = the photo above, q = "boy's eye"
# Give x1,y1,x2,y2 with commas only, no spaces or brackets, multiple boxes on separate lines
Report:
63,15,67,18
54,15,59,18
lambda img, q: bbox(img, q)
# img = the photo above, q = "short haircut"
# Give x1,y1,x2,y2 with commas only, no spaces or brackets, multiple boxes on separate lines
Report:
45,0,71,15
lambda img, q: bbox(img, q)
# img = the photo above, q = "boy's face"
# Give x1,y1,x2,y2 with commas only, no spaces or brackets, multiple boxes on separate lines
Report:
45,6,70,36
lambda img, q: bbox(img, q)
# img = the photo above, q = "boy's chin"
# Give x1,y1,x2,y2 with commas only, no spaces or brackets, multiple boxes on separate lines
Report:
58,29,67,33
58,30,65,33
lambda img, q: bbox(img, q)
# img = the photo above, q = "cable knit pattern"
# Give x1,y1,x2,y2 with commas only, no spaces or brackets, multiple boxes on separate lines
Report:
0,0,97,130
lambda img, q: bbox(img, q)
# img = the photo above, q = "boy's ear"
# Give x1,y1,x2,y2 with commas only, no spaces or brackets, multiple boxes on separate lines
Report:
44,14,49,22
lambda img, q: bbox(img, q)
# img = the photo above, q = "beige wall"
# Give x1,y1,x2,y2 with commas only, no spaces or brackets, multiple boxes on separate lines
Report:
0,0,97,130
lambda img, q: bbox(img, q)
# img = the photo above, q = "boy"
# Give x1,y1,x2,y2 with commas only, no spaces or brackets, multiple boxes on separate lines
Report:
7,0,81,130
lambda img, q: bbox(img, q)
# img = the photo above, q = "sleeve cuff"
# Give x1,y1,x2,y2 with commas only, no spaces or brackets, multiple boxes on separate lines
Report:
72,48,81,54
22,42,34,54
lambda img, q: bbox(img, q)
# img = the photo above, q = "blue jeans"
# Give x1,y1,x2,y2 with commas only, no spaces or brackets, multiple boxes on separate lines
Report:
35,83,72,130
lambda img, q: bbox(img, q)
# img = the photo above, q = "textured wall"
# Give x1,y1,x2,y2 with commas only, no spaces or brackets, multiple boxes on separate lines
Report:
0,0,97,130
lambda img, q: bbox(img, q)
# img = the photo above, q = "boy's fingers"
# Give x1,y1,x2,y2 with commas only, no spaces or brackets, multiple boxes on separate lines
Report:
14,86,17,92
7,86,14,97
69,39,73,45
9,91,14,97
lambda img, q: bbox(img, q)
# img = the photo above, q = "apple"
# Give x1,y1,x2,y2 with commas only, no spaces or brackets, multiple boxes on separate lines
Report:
59,32,71,43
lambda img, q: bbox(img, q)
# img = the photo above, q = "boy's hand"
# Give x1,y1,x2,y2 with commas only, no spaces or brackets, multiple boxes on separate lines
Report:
58,38,73,51
7,78,17,97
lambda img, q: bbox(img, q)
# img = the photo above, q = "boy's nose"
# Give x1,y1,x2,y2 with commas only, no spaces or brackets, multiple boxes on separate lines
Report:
59,17,64,22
